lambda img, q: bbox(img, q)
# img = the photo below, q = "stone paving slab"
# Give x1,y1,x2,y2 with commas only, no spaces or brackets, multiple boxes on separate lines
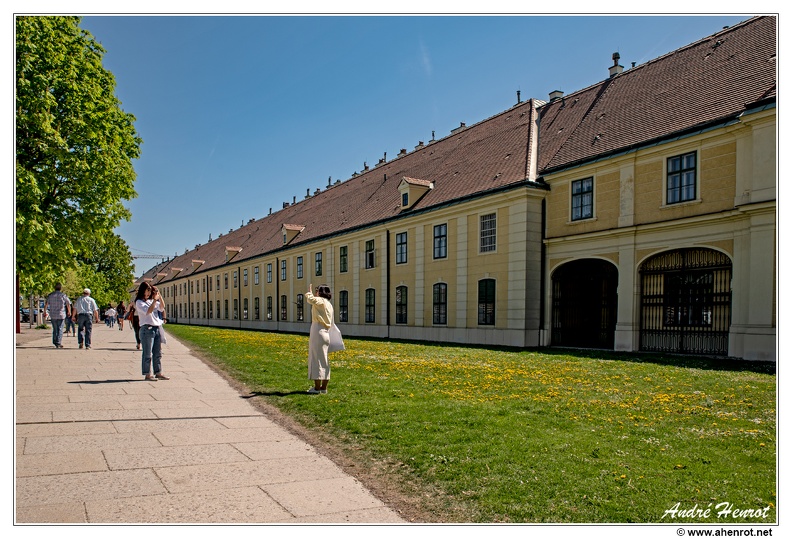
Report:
15,324,406,524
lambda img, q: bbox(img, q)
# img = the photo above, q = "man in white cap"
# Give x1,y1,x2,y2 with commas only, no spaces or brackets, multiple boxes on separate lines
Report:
72,288,99,349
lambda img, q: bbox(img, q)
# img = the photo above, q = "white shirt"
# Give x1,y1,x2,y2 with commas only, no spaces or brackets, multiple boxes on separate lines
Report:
135,299,164,327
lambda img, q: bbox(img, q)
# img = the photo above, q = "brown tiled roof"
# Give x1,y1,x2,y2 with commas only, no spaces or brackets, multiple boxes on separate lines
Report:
537,16,776,173
139,16,775,284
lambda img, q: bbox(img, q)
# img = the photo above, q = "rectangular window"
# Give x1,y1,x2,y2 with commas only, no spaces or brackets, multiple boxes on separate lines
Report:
202,279,205,293
254,297,260,320
667,151,697,204
224,299,229,319
233,271,238,288
365,289,375,323
243,298,249,320
433,283,447,324
243,269,248,287
395,286,408,324
340,246,348,273
267,263,272,283
297,256,304,279
208,278,212,292
396,232,408,264
280,295,287,321
224,273,228,289
209,301,214,319
281,260,287,281
339,291,349,322
571,177,594,221
297,294,304,321
202,301,206,318
433,224,447,259
254,266,259,285
233,298,238,320
267,296,272,320
480,213,497,252
216,300,220,320
315,252,322,276
478,279,496,326
365,240,375,269
216,275,220,290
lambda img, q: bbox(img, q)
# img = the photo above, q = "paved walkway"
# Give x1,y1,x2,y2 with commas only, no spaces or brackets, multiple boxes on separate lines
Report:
15,322,405,524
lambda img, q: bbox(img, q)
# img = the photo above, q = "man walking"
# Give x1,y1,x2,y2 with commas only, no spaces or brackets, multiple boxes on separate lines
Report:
44,283,71,348
72,288,99,350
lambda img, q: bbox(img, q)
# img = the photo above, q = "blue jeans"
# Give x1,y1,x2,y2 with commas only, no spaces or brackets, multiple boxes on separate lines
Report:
64,317,75,335
140,324,162,375
77,314,93,347
50,318,64,346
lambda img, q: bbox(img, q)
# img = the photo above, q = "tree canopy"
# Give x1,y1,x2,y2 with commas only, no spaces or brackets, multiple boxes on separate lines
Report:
16,16,141,295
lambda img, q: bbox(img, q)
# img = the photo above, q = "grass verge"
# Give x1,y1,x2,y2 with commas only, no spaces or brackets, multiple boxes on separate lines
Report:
166,324,776,523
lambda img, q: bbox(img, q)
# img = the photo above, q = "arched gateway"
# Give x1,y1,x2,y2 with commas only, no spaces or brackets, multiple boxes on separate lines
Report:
551,259,618,349
639,248,732,355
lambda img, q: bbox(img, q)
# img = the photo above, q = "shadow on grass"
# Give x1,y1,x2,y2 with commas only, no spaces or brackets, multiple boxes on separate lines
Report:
242,390,310,398
370,336,776,375
533,347,776,375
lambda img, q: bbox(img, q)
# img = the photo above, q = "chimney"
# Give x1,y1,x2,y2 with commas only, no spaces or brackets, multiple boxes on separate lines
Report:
363,162,369,171
293,196,296,204
398,148,407,157
415,141,424,150
314,188,321,195
450,122,466,135
609,52,623,78
516,90,521,104
549,90,564,102
305,188,311,199
327,176,332,187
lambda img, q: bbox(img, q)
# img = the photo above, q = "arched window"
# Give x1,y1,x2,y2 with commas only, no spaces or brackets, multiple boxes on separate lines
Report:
433,283,447,325
395,286,408,324
477,279,496,326
365,289,375,323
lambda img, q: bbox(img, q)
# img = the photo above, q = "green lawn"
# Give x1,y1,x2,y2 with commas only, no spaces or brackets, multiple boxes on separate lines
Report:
166,324,776,523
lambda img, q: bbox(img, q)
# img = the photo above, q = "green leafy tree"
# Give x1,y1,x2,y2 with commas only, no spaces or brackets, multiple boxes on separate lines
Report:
76,233,136,306
16,16,141,294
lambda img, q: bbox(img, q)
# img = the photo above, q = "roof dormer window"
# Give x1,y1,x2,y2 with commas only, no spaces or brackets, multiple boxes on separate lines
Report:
398,177,434,210
282,224,305,245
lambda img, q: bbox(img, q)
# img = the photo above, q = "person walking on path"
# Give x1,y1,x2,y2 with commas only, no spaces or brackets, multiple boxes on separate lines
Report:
135,282,169,381
127,302,141,349
43,283,71,348
116,301,126,331
105,305,117,328
72,288,99,350
305,283,334,394
64,305,76,337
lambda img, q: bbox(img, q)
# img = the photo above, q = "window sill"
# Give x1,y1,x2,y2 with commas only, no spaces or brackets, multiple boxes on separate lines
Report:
661,198,702,209
566,216,598,225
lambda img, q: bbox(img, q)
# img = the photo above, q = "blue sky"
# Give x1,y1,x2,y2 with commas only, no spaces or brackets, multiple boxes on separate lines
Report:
75,14,752,276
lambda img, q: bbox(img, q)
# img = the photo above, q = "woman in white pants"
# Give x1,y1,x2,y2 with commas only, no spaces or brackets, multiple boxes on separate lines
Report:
305,283,334,394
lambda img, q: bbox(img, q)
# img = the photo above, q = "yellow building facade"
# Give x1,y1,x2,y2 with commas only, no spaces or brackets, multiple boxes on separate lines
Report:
141,17,776,361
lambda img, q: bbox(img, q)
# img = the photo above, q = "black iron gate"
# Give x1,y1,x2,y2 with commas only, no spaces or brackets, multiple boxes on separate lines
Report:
551,259,618,349
639,248,732,355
